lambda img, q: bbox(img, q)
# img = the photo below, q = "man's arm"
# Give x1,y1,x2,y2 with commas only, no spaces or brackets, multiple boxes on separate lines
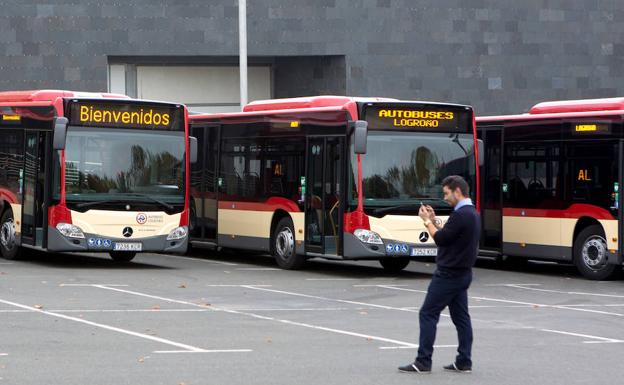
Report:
431,214,462,247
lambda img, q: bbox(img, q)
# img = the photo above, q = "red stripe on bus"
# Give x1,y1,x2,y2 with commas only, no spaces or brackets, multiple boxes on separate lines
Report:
502,204,615,220
218,197,302,213
0,189,18,204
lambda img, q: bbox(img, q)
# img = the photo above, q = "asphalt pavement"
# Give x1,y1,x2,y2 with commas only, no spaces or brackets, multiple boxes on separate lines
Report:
1,249,623,385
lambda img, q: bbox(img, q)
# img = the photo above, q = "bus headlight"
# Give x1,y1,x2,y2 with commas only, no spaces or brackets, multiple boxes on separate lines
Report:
167,226,188,241
56,223,85,239
353,229,383,245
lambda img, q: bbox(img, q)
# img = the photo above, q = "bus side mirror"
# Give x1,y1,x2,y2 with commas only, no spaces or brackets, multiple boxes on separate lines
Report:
353,120,368,154
53,117,68,150
477,139,484,166
189,136,198,164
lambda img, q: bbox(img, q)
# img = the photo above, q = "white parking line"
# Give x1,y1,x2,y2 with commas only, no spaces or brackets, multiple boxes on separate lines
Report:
162,254,238,266
235,268,281,271
0,297,251,354
306,278,357,281
504,284,624,299
206,283,271,287
379,344,457,350
59,283,128,287
0,307,380,313
375,285,624,318
540,329,624,344
241,285,422,313
0,353,7,356
82,284,420,349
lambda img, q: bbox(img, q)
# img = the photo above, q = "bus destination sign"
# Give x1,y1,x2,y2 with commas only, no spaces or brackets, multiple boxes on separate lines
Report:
365,105,467,132
69,102,178,130
573,123,610,135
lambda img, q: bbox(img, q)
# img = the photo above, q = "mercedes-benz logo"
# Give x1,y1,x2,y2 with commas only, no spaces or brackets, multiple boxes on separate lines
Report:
419,231,429,243
122,227,133,238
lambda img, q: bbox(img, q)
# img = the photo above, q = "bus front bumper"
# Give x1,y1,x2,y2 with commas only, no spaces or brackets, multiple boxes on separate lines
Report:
47,226,188,254
342,232,437,260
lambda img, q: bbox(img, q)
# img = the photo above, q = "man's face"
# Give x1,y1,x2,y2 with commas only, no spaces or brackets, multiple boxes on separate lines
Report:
442,186,463,207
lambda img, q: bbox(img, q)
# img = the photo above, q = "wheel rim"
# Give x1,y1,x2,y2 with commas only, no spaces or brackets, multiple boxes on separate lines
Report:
1,219,16,251
275,227,294,259
582,235,608,270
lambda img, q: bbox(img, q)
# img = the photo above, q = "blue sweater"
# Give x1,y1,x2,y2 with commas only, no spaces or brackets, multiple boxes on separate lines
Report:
433,205,481,271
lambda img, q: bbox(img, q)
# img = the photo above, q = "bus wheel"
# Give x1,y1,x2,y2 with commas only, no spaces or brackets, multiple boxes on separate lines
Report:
379,258,410,272
0,209,22,260
272,217,305,270
573,225,619,280
109,251,137,263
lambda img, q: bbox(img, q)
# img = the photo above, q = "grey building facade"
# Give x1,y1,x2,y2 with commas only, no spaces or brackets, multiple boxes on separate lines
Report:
0,0,622,114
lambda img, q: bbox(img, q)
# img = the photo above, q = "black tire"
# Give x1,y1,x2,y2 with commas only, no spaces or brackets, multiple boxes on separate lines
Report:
573,225,619,280
109,251,137,263
272,217,305,270
379,258,410,272
0,209,23,260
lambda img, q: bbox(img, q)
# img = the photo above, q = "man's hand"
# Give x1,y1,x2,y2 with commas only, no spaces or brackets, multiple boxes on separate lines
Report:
419,205,430,221
424,205,436,221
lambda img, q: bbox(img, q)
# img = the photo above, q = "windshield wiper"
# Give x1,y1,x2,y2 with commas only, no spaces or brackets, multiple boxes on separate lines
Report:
74,199,128,210
73,194,174,212
122,193,175,212
372,199,445,216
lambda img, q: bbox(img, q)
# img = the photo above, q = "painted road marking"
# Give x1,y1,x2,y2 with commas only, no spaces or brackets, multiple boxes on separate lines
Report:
375,285,624,318
540,329,624,344
504,284,624,299
162,254,238,266
0,297,251,354
379,344,457,350
81,284,420,349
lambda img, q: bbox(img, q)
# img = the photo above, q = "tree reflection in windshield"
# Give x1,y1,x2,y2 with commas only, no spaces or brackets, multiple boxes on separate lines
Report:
63,128,185,203
353,132,475,206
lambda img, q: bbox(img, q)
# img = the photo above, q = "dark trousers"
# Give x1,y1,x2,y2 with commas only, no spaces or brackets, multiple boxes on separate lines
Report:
416,269,473,368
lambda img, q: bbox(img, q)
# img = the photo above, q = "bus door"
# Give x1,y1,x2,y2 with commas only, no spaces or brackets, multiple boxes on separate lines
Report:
305,137,344,256
479,126,503,251
189,125,219,243
21,130,51,248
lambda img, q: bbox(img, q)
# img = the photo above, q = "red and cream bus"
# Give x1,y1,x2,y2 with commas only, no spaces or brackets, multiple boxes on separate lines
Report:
189,96,480,271
477,97,624,279
0,90,195,262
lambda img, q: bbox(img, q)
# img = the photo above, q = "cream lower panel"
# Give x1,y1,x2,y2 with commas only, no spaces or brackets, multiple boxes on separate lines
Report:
503,216,561,246
560,218,619,249
9,203,22,234
598,220,618,250
71,210,181,239
218,210,305,241
368,214,449,245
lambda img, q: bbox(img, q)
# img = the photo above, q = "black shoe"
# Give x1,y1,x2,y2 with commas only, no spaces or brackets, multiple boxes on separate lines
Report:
398,361,431,374
443,362,472,373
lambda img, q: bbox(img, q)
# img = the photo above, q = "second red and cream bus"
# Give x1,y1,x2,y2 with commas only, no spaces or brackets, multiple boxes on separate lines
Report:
189,96,481,271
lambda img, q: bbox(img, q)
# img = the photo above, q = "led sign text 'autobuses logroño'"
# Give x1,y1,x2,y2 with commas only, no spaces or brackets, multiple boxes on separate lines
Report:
365,105,467,132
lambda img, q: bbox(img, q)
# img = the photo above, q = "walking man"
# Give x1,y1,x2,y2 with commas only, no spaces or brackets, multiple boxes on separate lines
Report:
398,175,481,374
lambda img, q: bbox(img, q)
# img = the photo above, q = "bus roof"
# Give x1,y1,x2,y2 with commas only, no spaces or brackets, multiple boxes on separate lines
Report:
0,90,130,103
477,97,624,123
191,95,472,122
242,95,398,112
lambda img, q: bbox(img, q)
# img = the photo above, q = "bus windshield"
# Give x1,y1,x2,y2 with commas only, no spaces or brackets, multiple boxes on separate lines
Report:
351,131,476,211
60,127,185,211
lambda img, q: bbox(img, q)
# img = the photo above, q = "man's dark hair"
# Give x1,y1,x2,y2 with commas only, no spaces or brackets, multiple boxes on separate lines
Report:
442,175,470,197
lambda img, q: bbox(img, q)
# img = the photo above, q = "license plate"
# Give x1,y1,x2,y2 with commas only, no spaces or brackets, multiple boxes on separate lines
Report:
113,242,142,251
411,248,437,257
